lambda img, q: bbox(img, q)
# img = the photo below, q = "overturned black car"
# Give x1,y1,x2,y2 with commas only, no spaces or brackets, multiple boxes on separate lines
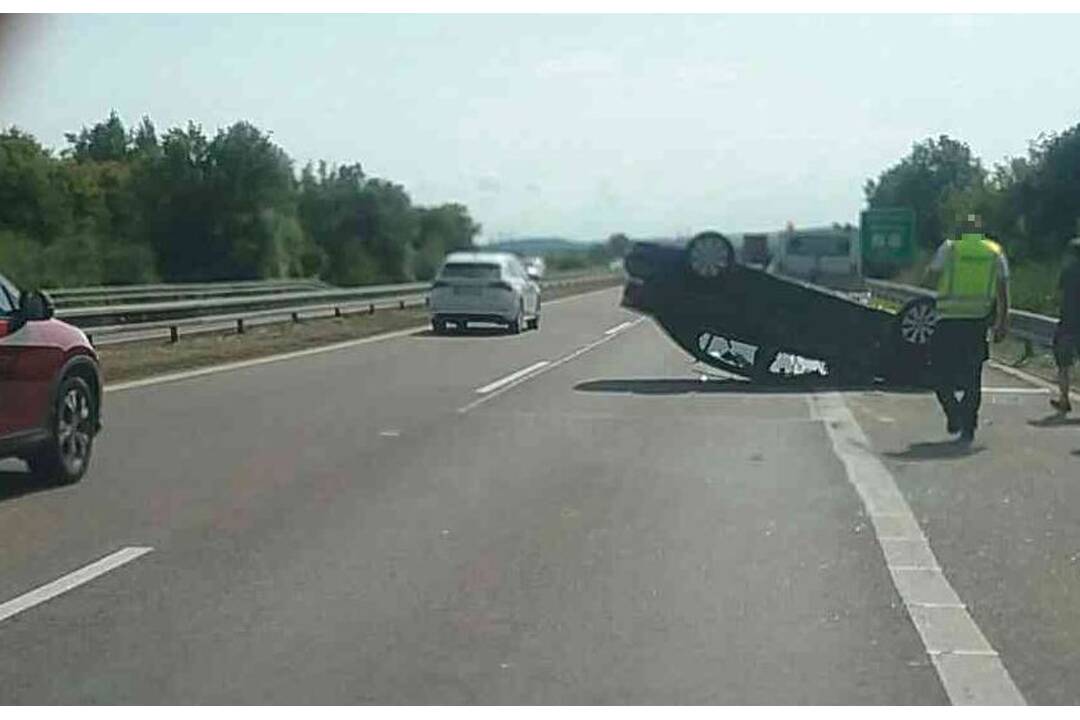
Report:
621,231,939,386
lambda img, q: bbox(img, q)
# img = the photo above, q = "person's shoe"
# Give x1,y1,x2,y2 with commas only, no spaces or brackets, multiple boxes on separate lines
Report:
1050,397,1072,414
959,427,976,444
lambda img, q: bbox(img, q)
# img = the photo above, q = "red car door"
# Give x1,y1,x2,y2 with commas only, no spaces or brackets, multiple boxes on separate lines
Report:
0,278,60,438
0,279,23,436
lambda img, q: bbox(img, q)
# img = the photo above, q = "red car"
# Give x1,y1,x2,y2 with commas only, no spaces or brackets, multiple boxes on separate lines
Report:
0,272,102,485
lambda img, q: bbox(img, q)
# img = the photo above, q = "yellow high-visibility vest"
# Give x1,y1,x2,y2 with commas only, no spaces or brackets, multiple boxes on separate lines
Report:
936,233,1002,319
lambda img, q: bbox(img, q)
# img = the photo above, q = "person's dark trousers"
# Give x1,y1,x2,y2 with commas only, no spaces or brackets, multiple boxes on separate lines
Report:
931,318,990,435
935,360,984,432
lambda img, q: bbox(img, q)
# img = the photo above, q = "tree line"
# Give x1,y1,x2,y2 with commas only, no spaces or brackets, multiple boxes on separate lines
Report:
0,112,480,289
864,123,1080,264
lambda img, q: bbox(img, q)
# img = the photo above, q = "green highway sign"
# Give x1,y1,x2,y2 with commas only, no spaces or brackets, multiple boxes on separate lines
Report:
861,208,916,273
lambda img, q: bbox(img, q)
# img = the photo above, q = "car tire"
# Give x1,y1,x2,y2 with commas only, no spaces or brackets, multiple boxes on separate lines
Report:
686,231,736,280
889,296,938,387
508,303,524,334
527,300,540,330
896,296,938,347
27,375,96,486
432,318,448,334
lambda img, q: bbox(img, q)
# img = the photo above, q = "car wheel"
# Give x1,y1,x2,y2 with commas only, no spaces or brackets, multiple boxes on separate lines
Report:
527,300,540,330
28,375,96,485
508,303,524,334
686,231,735,280
432,318,448,334
897,297,938,347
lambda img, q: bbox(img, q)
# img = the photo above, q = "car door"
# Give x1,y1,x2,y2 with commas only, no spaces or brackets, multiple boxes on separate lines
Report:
0,276,24,437
0,276,59,439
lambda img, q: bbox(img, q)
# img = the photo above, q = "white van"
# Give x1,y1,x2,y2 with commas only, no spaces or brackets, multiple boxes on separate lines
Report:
768,225,864,293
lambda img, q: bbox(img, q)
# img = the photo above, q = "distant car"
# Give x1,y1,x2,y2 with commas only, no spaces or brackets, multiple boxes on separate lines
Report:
430,252,541,334
0,272,102,484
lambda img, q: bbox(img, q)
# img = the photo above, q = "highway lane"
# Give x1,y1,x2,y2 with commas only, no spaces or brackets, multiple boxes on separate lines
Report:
0,286,1072,703
846,376,1080,704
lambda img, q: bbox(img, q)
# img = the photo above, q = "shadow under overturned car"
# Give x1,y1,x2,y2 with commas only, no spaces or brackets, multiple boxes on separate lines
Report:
573,377,930,396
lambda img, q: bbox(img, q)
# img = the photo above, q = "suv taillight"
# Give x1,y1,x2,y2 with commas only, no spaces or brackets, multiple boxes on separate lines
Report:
0,319,8,338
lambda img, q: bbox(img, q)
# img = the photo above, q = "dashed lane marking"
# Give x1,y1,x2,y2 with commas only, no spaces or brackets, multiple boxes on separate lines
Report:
0,547,154,625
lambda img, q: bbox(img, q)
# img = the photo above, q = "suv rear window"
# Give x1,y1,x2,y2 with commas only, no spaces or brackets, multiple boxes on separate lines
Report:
439,263,502,280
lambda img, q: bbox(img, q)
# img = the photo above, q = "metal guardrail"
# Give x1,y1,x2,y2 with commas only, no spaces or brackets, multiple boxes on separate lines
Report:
46,277,326,298
866,279,1057,348
51,281,331,309
77,273,620,347
60,283,433,327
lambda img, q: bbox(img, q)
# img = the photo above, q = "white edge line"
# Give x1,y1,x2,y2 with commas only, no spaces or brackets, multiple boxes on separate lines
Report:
0,546,154,624
476,361,550,394
989,359,1080,402
808,392,1025,705
103,284,624,394
104,326,426,393
981,387,1049,395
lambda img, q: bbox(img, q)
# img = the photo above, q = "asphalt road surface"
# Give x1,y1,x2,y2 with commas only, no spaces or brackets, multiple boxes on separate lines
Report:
1,286,1078,704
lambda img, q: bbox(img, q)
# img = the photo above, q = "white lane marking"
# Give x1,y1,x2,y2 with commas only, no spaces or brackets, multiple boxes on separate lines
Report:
104,285,623,394
808,392,1024,706
603,321,634,336
475,361,550,394
989,360,1080,402
0,547,154,625
379,430,401,438
458,317,645,414
981,387,1048,395
543,284,622,307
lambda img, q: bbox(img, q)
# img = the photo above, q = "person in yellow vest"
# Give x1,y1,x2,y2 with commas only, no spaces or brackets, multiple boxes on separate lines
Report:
925,214,1010,443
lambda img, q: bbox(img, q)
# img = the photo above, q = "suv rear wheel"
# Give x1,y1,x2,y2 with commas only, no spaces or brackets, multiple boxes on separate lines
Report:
27,375,96,485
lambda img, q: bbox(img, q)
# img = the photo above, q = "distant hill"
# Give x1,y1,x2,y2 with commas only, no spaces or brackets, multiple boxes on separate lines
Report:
483,238,599,256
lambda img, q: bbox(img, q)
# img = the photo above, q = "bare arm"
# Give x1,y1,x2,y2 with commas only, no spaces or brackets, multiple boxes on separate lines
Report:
925,241,948,289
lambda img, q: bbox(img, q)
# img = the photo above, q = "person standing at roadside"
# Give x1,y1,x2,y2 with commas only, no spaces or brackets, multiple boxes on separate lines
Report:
925,214,1010,443
1050,238,1080,414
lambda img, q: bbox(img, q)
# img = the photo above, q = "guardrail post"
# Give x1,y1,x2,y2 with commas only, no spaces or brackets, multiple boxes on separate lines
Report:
334,306,342,318
169,326,179,343
369,303,375,315
399,300,406,310
236,318,245,335
291,311,300,323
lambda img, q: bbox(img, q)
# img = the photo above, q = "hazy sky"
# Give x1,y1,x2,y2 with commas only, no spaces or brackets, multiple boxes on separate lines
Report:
2,14,1079,241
